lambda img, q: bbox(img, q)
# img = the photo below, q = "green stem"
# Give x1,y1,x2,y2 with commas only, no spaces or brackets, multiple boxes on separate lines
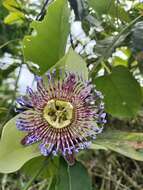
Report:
46,176,53,190
22,158,48,190
2,61,23,128
0,39,20,49
89,14,143,78
101,62,111,74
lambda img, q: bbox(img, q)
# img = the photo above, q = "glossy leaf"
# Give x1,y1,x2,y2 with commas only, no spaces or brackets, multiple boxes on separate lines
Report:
0,113,41,173
91,130,143,161
23,0,70,74
95,66,142,118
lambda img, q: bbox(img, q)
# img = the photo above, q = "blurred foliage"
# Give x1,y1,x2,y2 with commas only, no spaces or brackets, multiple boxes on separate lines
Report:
1,0,143,189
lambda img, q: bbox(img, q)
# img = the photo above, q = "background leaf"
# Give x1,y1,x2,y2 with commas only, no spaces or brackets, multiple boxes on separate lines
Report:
91,130,143,161
132,21,143,53
3,0,25,24
3,0,21,12
23,0,70,74
4,12,24,24
95,66,142,118
0,113,41,173
88,0,130,22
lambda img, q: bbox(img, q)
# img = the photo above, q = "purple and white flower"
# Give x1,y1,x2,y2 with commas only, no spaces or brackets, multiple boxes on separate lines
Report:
16,70,106,164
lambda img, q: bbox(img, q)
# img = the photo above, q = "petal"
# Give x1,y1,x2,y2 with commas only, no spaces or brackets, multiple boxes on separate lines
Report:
21,133,40,145
16,96,33,108
16,111,45,132
39,143,54,156
62,73,76,92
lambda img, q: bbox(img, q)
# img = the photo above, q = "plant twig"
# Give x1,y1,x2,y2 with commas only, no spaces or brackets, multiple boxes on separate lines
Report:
93,172,130,190
118,169,141,190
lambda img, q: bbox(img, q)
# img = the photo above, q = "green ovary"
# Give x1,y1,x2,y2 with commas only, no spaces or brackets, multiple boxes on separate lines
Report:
43,99,74,129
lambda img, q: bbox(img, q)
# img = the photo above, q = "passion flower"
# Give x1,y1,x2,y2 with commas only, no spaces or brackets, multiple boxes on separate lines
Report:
16,70,106,164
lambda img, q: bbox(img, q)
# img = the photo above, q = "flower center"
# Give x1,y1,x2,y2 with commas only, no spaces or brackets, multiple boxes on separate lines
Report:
43,99,73,129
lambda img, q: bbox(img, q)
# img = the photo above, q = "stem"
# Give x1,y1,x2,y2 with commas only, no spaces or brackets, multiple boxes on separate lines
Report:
101,62,111,74
2,60,23,127
36,0,50,21
46,177,53,190
22,158,48,190
70,33,74,49
89,14,143,78
0,39,20,49
67,165,72,190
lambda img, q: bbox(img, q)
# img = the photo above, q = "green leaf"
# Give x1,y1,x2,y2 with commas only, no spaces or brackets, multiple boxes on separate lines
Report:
112,56,128,67
3,0,20,12
56,158,70,189
112,47,131,67
23,0,70,74
91,130,143,161
54,48,88,80
22,156,59,179
50,159,92,190
132,21,143,53
69,161,92,190
0,113,41,173
3,0,25,24
4,12,24,24
48,177,57,190
94,36,114,56
88,0,130,22
135,3,143,11
95,66,142,118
